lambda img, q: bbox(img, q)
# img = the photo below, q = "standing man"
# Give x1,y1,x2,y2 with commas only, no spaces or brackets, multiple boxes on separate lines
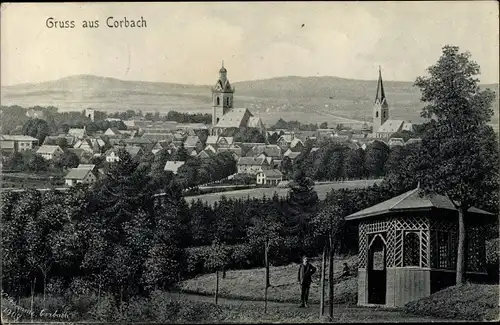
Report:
298,256,316,308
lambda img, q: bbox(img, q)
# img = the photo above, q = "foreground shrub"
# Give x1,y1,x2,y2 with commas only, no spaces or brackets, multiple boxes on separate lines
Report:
91,294,118,322
121,295,152,322
150,290,182,322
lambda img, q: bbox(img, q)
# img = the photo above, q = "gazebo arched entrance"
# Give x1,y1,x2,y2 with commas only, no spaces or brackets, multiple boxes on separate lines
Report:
367,233,387,305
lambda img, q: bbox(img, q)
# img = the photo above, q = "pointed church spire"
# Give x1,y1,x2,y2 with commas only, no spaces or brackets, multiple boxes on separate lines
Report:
375,66,387,106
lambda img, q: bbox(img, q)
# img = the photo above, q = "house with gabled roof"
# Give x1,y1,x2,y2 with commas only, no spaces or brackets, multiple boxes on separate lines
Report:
104,148,121,162
65,164,98,186
142,132,175,143
184,135,203,152
405,138,422,147
388,137,405,148
151,142,164,155
198,149,216,159
237,156,271,175
68,148,94,163
217,136,234,147
277,133,295,149
164,161,185,174
73,138,103,153
289,138,304,152
256,169,283,185
125,145,143,159
205,135,219,146
204,144,217,154
286,151,301,161
68,128,87,139
36,145,64,160
104,127,122,137
1,135,38,152
246,144,281,159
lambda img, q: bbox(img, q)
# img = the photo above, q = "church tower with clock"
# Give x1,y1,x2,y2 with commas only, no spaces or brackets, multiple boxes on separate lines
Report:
212,61,234,125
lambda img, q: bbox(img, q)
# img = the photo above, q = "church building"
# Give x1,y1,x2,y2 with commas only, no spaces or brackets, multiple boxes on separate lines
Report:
211,62,266,136
372,67,414,138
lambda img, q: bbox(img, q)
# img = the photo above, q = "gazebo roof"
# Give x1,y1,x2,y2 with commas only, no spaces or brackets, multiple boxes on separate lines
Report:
345,187,494,221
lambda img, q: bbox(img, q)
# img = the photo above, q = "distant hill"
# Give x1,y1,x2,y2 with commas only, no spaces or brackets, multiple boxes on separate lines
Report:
2,74,498,126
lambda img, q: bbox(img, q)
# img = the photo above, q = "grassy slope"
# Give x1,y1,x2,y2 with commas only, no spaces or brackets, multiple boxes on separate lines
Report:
179,255,359,305
404,284,499,321
185,179,382,205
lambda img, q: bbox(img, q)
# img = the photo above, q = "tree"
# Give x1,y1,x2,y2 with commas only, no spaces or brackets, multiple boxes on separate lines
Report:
22,151,49,173
364,141,390,178
56,137,69,149
247,209,283,313
344,148,365,179
280,156,293,179
22,118,50,144
320,122,328,129
412,45,499,285
383,146,409,176
309,203,346,318
205,238,230,305
172,143,189,162
287,169,318,256
55,150,80,169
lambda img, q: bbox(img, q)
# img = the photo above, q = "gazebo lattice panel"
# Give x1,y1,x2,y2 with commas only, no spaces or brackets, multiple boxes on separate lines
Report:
421,230,430,267
359,217,431,268
430,219,457,232
385,222,397,267
466,225,486,272
394,216,429,231
358,218,391,268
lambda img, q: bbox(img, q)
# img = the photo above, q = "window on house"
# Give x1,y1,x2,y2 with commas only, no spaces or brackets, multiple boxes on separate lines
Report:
216,97,220,105
376,111,379,118
383,111,386,118
227,98,230,106
403,231,420,267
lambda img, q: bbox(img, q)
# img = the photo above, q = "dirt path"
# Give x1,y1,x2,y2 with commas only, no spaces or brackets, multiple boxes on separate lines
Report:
166,291,452,323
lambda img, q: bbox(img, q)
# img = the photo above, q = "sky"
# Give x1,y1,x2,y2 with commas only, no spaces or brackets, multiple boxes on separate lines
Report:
1,2,498,86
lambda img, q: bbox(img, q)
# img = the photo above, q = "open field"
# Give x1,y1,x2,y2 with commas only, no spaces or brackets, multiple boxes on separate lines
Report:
185,179,382,205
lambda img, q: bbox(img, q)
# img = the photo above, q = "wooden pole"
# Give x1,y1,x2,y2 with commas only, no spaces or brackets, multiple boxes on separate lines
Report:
264,241,269,313
319,244,327,317
328,241,335,319
215,270,219,305
30,277,36,323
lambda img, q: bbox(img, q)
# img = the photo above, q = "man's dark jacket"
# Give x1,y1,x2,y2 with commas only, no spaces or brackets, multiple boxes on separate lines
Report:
298,263,316,286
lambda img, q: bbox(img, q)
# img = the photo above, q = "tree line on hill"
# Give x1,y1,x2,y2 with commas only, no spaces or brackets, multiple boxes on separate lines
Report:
269,118,329,131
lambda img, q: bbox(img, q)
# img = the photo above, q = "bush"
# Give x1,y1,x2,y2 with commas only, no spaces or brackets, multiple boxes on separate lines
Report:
121,295,152,322
91,294,118,322
177,301,224,323
68,294,98,320
150,290,181,322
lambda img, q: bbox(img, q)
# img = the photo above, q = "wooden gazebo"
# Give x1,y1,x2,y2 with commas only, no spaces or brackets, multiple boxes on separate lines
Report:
345,186,495,307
